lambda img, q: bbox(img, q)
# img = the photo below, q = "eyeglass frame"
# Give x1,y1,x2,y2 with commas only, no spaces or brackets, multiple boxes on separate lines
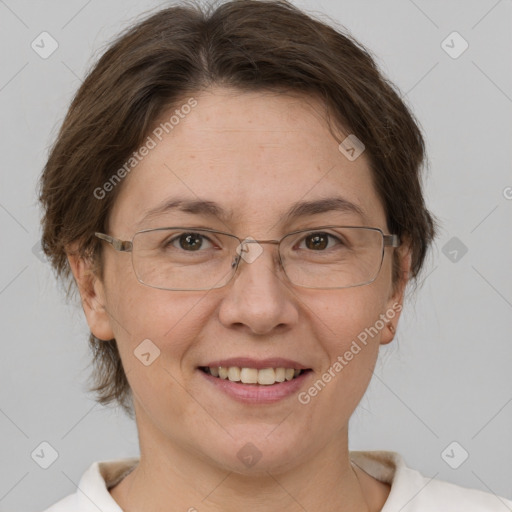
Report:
94,225,400,291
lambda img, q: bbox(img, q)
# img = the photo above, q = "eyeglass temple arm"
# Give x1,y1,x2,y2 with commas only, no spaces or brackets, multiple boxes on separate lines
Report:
383,234,400,247
95,232,133,252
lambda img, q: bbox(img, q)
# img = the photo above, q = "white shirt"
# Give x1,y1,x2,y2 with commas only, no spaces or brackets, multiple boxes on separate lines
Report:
42,451,512,511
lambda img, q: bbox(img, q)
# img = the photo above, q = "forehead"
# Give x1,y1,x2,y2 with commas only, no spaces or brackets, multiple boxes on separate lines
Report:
108,87,387,235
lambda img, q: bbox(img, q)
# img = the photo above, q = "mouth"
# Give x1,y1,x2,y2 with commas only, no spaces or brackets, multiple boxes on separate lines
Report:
199,366,312,385
197,357,313,403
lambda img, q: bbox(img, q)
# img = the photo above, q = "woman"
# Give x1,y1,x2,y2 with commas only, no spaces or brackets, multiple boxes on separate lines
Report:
39,1,511,510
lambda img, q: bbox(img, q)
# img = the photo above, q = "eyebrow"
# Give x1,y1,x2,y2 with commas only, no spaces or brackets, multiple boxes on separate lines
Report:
136,196,366,228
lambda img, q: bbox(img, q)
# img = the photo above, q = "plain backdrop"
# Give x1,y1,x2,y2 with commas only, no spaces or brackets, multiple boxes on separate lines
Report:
0,0,511,510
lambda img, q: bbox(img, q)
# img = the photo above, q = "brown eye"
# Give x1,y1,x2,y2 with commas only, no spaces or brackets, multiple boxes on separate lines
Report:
301,232,339,251
179,233,203,251
165,232,213,251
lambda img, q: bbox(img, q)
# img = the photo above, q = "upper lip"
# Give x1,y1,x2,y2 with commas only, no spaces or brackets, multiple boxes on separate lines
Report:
200,357,310,370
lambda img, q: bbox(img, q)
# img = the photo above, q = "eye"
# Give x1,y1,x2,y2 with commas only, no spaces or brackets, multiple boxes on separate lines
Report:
166,232,215,251
297,232,343,251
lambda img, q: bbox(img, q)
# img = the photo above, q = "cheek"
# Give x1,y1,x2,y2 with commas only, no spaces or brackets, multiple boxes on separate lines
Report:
107,287,212,423
104,263,213,393
109,282,207,359
287,290,388,453
314,286,387,348
308,288,387,393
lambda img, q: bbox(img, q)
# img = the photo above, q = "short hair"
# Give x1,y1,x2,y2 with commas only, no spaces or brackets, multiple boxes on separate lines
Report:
38,0,437,417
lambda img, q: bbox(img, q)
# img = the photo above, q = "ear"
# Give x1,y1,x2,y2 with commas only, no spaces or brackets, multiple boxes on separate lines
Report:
380,239,412,346
67,246,115,341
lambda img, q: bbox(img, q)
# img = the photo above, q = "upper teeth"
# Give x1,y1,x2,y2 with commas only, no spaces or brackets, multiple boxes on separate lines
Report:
207,367,302,385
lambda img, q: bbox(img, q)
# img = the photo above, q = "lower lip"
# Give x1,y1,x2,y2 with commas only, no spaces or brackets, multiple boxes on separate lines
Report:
198,369,312,404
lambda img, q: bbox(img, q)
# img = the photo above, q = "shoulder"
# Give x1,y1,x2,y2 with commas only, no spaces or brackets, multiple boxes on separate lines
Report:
412,476,512,511
350,450,512,512
40,457,139,512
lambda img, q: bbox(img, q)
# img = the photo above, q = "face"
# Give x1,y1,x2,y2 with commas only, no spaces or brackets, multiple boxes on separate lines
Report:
72,87,409,475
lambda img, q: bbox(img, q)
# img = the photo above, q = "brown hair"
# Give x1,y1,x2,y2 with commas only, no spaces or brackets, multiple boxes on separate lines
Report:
38,0,437,417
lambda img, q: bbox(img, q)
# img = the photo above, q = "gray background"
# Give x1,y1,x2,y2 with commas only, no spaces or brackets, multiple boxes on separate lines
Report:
0,0,511,510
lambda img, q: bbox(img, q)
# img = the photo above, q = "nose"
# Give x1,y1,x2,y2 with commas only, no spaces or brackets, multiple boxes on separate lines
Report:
217,239,299,336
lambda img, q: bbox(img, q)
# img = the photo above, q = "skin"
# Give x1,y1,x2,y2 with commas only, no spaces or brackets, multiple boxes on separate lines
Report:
69,87,411,512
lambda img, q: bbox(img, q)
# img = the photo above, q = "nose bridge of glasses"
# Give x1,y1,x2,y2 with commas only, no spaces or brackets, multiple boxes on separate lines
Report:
233,238,282,269
242,239,280,246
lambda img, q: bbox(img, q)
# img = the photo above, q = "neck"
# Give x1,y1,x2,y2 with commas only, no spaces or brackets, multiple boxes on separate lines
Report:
110,415,383,512
110,436,380,512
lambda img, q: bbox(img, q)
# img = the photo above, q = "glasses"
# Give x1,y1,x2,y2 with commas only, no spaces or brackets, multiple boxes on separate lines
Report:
95,226,400,291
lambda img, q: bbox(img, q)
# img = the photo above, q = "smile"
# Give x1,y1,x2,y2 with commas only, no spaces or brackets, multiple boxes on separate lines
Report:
198,364,313,404
199,366,309,385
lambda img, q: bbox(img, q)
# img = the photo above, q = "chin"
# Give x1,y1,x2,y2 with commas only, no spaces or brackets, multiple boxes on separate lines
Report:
197,426,307,476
